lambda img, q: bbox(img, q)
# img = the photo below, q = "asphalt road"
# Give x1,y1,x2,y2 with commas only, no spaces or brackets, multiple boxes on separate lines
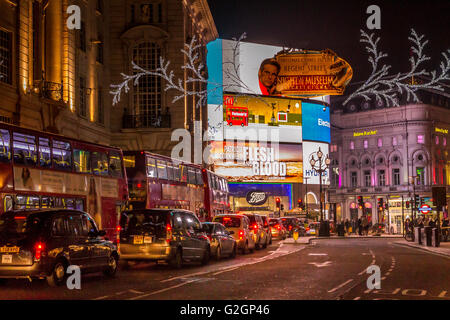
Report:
0,238,449,300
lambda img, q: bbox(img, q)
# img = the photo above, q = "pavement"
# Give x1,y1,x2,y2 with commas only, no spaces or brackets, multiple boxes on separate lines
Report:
393,240,450,258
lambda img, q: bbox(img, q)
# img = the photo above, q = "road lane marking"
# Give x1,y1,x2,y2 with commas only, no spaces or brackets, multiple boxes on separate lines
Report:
128,279,198,300
364,289,373,294
128,289,144,294
328,279,353,293
93,295,109,300
381,277,387,280
308,261,332,268
308,253,328,256
353,296,361,300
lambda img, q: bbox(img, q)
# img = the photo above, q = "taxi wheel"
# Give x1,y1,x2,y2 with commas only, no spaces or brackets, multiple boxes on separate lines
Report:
201,246,210,265
103,254,118,277
215,245,222,261
169,248,183,269
230,244,237,259
47,260,67,287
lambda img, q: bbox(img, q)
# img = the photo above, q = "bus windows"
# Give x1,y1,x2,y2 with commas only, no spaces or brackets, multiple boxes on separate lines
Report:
146,157,157,178
166,162,174,181
92,151,108,176
0,129,11,163
75,199,85,211
74,149,91,173
196,169,203,185
13,132,37,166
39,137,52,168
123,155,135,168
156,160,167,179
173,163,180,182
15,195,40,210
41,196,51,208
53,140,72,171
109,151,122,177
188,168,196,185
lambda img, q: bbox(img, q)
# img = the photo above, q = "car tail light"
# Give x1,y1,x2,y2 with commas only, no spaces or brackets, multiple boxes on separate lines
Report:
289,225,292,231
239,230,244,240
34,242,45,261
207,235,212,242
252,224,258,231
166,224,172,244
306,227,310,231
276,224,281,231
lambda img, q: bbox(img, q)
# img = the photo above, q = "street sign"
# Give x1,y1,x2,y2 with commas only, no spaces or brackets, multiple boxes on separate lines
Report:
418,204,432,214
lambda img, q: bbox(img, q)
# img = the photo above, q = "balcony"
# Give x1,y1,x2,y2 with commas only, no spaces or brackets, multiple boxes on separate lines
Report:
122,113,171,129
333,185,434,195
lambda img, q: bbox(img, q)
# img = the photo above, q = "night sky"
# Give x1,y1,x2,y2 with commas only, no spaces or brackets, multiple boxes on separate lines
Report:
207,0,450,83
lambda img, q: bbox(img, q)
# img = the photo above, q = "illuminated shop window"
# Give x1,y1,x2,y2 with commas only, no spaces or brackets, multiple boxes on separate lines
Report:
364,140,368,149
350,141,354,150
377,138,382,147
417,135,424,144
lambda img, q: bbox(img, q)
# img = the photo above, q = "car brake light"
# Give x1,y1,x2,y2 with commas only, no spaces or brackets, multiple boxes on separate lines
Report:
239,230,244,240
166,224,173,243
34,242,45,261
116,226,121,232
289,225,292,230
253,224,258,231
276,224,281,230
14,216,26,220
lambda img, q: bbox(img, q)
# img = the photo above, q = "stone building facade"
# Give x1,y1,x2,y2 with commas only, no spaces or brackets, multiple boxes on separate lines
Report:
0,0,217,157
328,86,450,233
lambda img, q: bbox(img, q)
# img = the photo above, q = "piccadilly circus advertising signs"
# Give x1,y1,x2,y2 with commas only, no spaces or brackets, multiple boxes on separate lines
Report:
273,49,353,98
246,191,268,206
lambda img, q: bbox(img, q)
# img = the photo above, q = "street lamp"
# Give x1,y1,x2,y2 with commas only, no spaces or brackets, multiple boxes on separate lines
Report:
309,147,331,236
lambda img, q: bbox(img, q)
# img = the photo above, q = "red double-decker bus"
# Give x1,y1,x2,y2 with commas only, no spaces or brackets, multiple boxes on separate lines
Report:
124,151,230,221
0,123,128,240
226,106,248,127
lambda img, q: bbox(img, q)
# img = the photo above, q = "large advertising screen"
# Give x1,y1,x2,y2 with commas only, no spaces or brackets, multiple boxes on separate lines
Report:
208,94,303,143
303,141,330,185
302,102,331,143
209,141,303,183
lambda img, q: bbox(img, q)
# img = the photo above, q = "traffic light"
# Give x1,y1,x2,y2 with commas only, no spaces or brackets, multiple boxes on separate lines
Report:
406,201,410,209
357,196,364,209
298,199,303,208
377,198,384,210
281,204,285,211
275,197,281,209
414,195,420,208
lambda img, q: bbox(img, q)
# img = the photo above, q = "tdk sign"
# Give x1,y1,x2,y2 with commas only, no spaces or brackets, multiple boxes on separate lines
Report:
302,102,331,143
318,118,330,128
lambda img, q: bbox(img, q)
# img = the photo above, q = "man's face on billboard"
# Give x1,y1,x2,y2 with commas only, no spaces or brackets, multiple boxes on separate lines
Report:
259,64,278,88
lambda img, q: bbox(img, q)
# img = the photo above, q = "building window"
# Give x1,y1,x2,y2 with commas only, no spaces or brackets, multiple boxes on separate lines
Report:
133,42,162,125
96,35,103,63
364,140,368,149
392,168,400,186
97,89,104,124
377,138,382,147
96,0,103,13
350,141,354,150
392,136,397,146
331,144,337,152
444,137,447,146
416,167,425,185
0,29,12,84
350,172,357,187
417,135,424,144
435,135,439,145
79,77,86,117
331,168,339,187
378,170,386,186
79,21,86,52
364,170,371,187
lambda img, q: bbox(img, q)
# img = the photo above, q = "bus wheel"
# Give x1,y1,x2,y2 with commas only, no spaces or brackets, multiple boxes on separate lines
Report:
241,123,244,127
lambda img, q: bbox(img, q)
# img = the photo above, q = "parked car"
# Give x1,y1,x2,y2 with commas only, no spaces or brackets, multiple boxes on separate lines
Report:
244,214,269,249
213,214,255,254
0,210,119,286
269,218,287,240
202,222,237,260
119,209,210,269
260,215,272,245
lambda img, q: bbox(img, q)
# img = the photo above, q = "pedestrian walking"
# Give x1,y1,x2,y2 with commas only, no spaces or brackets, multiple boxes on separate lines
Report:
361,215,369,236
351,218,357,235
345,219,350,235
358,217,362,235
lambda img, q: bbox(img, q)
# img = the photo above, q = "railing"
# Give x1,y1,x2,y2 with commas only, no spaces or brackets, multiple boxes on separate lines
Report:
122,113,171,129
333,185,433,194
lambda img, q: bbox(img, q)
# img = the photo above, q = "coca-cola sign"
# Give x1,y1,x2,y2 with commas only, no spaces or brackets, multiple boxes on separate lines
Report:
246,191,268,206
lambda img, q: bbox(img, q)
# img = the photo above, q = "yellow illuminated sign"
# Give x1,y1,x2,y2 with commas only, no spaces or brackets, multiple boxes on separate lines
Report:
435,127,448,134
353,130,377,137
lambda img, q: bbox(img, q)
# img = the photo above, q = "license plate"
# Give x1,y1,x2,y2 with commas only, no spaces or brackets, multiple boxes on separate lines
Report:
1,255,12,264
0,246,19,253
144,236,153,244
133,236,144,245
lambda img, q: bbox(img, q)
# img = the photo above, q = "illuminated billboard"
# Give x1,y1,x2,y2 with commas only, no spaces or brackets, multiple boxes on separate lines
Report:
209,141,303,183
303,141,330,185
302,102,331,143
209,94,303,143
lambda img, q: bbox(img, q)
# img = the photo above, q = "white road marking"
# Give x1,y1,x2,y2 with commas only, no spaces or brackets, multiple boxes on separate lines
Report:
328,279,354,293
128,279,198,300
93,295,110,300
308,261,332,268
353,296,361,300
381,277,387,280
128,289,144,294
385,272,391,276
308,253,328,256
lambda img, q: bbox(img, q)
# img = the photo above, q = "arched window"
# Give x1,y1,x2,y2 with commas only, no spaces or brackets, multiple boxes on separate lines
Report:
133,42,162,126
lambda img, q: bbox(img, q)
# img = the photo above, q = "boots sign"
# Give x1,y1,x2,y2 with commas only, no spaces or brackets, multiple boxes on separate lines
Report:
246,191,268,206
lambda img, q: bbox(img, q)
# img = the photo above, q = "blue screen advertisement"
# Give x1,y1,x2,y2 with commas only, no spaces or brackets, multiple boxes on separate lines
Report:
301,102,330,143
